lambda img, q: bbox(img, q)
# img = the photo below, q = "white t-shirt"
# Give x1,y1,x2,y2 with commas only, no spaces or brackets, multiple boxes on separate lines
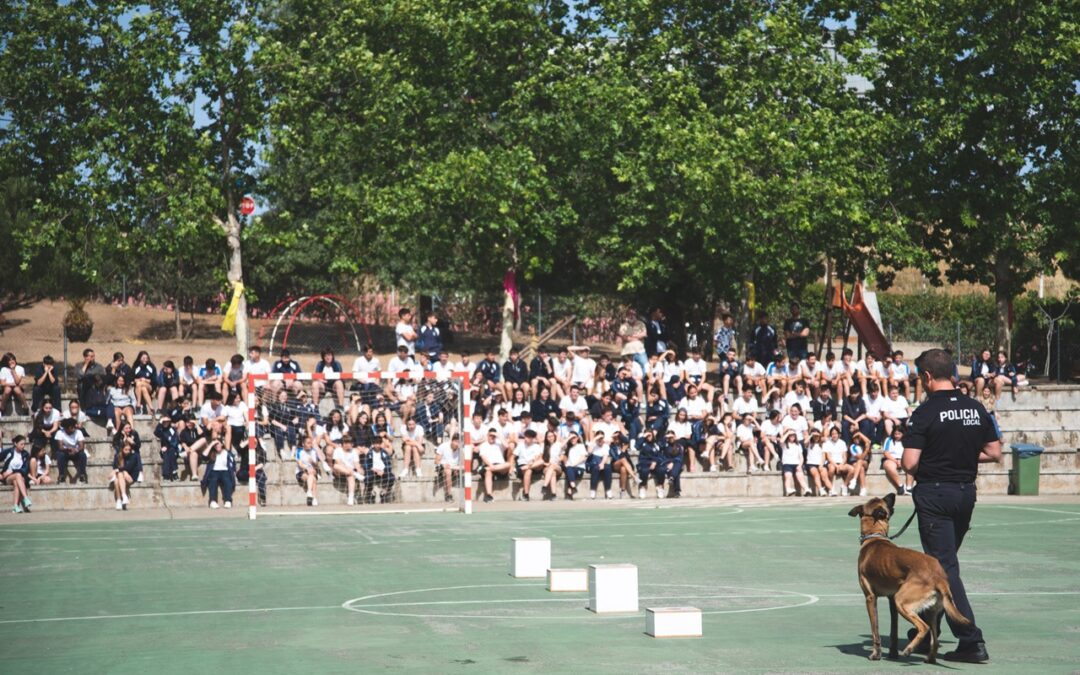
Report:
387,356,415,375
211,449,229,471
565,442,588,469
7,450,25,472
743,361,766,378
668,419,692,440
558,395,589,418
823,439,847,463
591,420,620,443
463,420,486,445
782,391,812,413
662,360,683,381
37,408,61,428
370,448,386,472
352,355,380,374
800,361,824,380
224,402,248,427
200,402,225,422
453,360,477,378
478,441,505,466
683,358,708,382
244,357,271,377
781,415,809,440
333,447,361,470
863,394,885,418
0,365,25,386
36,453,52,477
296,447,318,469
400,424,425,444
883,438,904,461
735,423,755,443
824,362,845,379
62,409,90,426
552,357,571,380
889,362,911,379
806,443,824,465
516,441,543,466
781,442,803,466
883,395,910,419
56,428,85,451
732,396,759,417
571,356,596,385
761,419,782,439
435,441,460,467
679,396,710,419
855,361,885,378
395,321,416,354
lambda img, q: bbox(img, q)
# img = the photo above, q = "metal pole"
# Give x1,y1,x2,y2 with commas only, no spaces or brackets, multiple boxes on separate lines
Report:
122,275,127,307
572,322,577,346
537,291,542,335
1056,324,1062,382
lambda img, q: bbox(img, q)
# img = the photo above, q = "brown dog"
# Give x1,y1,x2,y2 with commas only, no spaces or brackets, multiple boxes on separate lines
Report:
849,493,968,663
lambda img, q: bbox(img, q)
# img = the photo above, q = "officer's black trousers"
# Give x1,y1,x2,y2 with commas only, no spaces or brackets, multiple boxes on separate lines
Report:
912,481,984,646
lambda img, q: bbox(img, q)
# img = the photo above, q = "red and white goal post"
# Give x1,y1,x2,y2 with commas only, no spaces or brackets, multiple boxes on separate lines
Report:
244,369,474,520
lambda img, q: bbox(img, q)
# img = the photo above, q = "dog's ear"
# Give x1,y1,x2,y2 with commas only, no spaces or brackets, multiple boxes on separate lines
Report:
883,492,896,515
872,507,888,520
848,505,863,518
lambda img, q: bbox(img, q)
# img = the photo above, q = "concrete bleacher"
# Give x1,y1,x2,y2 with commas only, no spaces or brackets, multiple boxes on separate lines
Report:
2,384,1078,511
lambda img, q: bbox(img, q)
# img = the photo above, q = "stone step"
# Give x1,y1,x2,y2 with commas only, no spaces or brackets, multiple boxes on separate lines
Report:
999,429,1079,450
994,407,1080,428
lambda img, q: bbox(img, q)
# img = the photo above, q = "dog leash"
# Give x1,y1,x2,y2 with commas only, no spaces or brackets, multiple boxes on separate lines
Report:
888,510,918,540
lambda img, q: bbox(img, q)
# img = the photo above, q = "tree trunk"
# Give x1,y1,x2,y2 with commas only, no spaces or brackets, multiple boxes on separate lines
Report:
225,210,248,355
500,289,515,360
174,303,183,341
993,259,1012,356
736,271,753,360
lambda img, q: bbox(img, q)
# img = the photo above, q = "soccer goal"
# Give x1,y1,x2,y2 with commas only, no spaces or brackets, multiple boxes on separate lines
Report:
244,370,475,520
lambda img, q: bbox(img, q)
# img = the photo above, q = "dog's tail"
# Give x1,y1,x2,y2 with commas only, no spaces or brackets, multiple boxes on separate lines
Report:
938,580,970,625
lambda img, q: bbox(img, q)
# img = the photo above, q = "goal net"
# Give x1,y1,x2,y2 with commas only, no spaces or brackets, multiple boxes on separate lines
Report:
244,370,473,519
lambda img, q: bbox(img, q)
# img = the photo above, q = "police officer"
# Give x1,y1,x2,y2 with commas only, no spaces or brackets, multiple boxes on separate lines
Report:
901,348,1001,663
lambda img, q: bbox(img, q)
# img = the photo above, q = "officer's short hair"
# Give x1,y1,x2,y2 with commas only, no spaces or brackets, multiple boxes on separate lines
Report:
915,348,954,381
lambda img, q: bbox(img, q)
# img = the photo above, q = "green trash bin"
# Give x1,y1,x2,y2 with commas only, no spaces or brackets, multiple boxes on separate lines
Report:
1009,443,1044,495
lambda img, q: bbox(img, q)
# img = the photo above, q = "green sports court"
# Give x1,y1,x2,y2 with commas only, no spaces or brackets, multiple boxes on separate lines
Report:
2,496,1078,673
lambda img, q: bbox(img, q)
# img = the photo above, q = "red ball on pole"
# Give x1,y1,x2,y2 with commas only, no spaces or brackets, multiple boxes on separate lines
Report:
240,196,255,216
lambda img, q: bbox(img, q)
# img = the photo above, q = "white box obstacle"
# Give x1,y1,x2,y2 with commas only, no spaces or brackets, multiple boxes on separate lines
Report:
547,568,588,592
646,607,703,638
510,537,551,578
588,564,639,613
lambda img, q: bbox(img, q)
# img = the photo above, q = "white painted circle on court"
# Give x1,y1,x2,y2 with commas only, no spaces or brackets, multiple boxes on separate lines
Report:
341,583,818,620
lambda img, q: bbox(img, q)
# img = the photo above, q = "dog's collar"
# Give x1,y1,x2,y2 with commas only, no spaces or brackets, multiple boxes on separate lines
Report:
859,532,890,543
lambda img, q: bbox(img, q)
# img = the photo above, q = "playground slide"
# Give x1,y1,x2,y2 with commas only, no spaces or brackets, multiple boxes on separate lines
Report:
843,283,892,360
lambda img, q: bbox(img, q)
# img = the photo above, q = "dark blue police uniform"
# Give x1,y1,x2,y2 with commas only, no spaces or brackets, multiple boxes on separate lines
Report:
904,389,999,650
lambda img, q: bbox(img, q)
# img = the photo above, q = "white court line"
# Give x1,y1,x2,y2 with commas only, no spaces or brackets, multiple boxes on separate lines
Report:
0,605,340,625
4,588,1076,626
350,593,808,608
991,505,1080,516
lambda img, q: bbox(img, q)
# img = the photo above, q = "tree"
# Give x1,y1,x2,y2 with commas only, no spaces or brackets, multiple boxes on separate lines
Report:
564,0,916,348
820,0,1080,354
259,0,576,357
0,1,263,351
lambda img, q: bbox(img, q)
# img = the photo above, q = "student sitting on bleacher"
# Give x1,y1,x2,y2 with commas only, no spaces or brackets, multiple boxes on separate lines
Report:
1,435,31,513
55,417,88,483
111,441,142,511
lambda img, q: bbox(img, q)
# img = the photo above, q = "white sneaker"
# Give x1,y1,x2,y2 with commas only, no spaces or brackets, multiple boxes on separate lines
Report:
848,478,858,490
620,489,626,499
137,471,144,483
106,420,115,432
606,490,614,500
785,489,796,497
638,487,646,499
841,485,850,497
657,486,665,499
803,489,813,497
859,487,867,497
589,490,597,500
311,497,319,506
353,471,363,481
224,501,232,509
115,499,123,510
321,462,332,474
710,465,719,473
415,468,422,478
121,494,129,505
210,502,220,509
749,465,757,474
347,497,355,506
306,490,313,499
